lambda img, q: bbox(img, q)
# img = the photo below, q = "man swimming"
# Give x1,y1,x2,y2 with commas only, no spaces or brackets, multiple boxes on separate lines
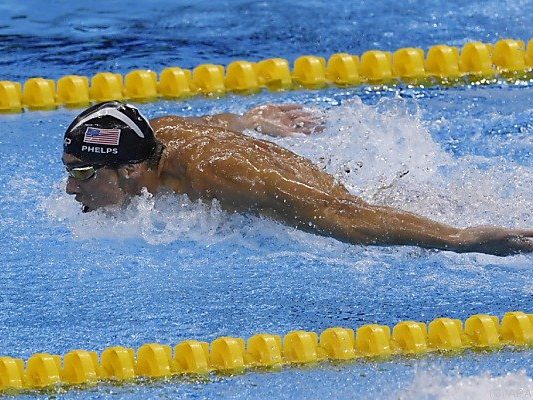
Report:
62,101,533,256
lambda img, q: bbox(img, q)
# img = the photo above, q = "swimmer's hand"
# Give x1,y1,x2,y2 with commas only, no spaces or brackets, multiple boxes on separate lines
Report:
454,226,533,256
241,104,325,137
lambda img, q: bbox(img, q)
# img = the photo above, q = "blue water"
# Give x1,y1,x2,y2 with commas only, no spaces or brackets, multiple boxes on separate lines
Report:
1,1,532,399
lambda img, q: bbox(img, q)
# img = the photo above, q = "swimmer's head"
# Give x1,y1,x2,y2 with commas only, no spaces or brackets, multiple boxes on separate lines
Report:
62,101,163,212
63,101,157,165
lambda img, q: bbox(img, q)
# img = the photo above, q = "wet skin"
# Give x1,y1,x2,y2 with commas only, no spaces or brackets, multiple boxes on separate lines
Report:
63,104,533,256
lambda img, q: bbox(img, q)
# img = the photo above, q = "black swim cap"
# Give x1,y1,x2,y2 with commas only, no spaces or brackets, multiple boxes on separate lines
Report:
63,101,156,165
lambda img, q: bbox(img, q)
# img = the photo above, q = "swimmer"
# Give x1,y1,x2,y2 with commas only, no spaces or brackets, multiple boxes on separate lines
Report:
62,101,533,256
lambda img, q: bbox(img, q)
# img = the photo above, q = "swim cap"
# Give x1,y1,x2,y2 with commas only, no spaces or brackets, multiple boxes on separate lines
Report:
63,101,157,165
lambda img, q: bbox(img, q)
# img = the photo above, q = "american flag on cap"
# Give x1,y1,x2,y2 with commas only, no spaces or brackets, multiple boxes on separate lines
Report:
83,127,121,146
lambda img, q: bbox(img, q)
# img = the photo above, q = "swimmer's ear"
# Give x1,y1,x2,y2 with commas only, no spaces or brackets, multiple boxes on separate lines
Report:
118,164,143,180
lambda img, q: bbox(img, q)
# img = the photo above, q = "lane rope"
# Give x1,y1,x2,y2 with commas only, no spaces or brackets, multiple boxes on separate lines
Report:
0,310,531,393
1,38,532,113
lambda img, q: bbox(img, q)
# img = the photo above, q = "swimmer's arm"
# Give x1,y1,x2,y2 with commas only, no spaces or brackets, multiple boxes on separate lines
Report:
313,200,533,256
183,104,324,137
307,199,461,251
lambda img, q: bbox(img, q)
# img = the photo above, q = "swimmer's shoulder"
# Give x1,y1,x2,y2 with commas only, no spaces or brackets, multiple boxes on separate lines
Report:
149,115,205,143
150,116,190,132
150,115,246,145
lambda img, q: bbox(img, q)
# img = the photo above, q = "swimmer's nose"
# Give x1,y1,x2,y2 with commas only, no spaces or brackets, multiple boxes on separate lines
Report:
66,176,80,195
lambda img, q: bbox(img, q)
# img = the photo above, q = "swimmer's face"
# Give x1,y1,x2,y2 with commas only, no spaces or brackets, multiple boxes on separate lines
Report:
62,153,130,212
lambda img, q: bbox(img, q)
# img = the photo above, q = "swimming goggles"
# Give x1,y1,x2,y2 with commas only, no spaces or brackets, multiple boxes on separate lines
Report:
66,165,106,181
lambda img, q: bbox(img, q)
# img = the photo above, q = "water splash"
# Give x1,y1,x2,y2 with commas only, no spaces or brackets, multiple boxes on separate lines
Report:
397,368,533,400
263,97,533,228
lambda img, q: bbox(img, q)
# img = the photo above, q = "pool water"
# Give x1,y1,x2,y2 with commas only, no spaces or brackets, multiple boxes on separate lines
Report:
1,1,532,399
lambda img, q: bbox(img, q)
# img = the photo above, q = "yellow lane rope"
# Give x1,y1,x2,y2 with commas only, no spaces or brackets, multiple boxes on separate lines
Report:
0,311,531,393
1,38,532,113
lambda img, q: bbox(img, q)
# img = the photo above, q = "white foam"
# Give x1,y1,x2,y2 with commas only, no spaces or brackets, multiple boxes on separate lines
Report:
396,368,533,400
261,97,533,228
42,98,533,250
42,182,323,255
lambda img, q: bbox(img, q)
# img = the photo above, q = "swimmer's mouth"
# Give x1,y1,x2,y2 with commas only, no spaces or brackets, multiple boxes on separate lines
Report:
75,194,92,213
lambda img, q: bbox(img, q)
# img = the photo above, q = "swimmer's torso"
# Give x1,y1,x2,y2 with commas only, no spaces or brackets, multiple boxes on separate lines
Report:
150,116,355,226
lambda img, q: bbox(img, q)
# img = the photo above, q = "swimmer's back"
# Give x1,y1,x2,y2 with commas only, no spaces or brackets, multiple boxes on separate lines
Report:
150,116,354,216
